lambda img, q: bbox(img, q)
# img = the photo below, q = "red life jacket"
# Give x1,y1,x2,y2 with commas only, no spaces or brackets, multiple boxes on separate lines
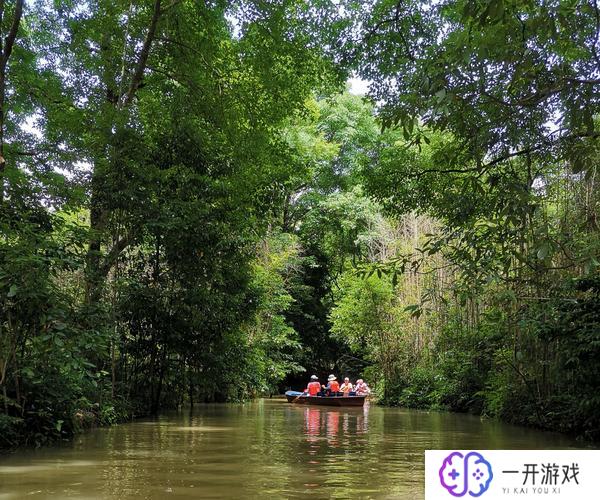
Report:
306,381,320,396
329,380,340,392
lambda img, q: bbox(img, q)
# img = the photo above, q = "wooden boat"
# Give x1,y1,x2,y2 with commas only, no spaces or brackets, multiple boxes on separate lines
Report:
285,391,366,407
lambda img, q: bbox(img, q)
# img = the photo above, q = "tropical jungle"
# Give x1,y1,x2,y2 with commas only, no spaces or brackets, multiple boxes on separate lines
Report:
1,0,599,451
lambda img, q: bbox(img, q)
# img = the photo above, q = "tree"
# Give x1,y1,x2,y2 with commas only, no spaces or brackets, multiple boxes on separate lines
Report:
348,0,600,176
2,0,350,445
0,0,24,204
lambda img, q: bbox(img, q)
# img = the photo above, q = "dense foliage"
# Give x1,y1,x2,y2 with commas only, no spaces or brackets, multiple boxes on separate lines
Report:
1,0,599,448
331,0,600,440
0,0,346,447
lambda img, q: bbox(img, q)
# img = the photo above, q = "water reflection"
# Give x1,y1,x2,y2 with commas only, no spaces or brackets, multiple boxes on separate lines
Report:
302,404,369,447
0,399,590,499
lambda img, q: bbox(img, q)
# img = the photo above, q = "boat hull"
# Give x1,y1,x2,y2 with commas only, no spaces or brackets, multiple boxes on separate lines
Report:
285,391,366,407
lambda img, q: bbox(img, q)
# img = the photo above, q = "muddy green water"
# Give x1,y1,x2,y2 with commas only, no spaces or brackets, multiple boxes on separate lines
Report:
0,399,586,499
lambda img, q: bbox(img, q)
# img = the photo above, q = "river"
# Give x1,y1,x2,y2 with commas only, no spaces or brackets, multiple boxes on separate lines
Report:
0,399,586,499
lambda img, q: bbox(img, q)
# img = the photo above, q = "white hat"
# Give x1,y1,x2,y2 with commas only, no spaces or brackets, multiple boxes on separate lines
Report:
328,374,337,381
310,374,318,380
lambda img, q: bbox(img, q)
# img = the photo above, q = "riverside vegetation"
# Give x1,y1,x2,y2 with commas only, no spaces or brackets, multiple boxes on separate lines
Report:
1,0,599,448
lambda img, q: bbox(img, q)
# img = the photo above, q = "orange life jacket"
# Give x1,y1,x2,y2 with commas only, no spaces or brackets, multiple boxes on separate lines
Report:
306,381,320,396
328,380,340,392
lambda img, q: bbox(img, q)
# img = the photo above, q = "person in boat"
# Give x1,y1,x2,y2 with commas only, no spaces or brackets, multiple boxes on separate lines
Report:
339,377,353,396
304,375,321,396
354,379,371,396
321,374,340,396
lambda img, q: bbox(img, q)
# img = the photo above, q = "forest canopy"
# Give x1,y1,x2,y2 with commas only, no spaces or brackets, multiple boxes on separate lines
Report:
1,0,599,447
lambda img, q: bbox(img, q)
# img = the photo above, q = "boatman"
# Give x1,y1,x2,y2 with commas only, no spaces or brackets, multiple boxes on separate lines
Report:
354,379,371,396
304,375,321,396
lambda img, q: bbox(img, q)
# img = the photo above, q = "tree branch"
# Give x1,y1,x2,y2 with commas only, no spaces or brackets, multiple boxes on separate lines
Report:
410,131,600,180
482,78,600,109
1,0,23,71
0,0,24,195
161,0,182,13
100,234,135,277
121,0,162,107
412,165,481,179
362,1,416,62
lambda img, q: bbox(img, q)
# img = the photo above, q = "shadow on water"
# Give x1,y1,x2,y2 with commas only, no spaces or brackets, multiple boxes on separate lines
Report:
0,399,592,499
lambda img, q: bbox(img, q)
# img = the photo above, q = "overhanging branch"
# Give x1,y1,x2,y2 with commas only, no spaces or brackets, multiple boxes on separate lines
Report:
121,0,162,107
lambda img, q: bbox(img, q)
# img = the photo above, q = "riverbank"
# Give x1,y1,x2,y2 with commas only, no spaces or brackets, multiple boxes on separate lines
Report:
378,360,599,444
0,399,136,452
4,392,596,458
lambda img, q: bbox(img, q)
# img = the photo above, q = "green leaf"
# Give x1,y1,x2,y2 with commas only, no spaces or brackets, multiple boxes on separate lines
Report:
583,257,599,274
537,243,550,260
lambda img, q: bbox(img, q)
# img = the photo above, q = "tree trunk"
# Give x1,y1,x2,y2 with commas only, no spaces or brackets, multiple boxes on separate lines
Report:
85,0,162,304
0,0,24,204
